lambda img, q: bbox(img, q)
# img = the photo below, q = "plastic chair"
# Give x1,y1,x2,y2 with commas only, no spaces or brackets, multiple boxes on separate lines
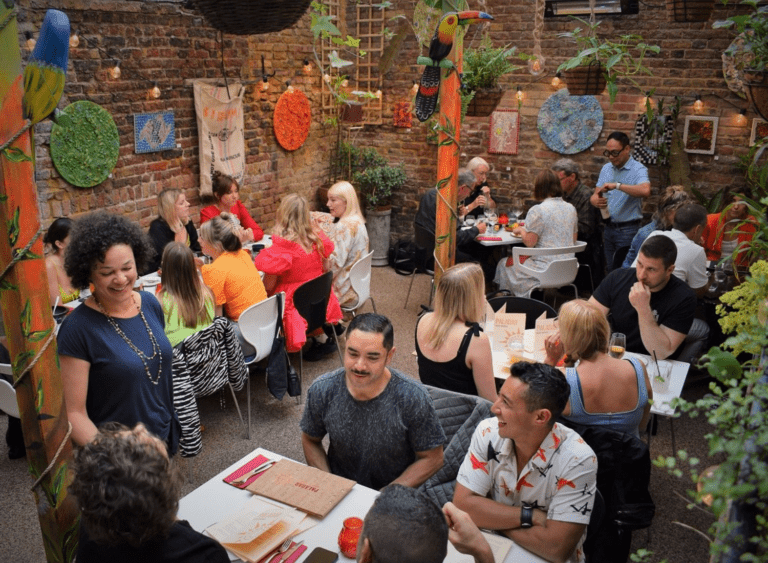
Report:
0,363,19,418
341,250,377,317
510,240,587,300
240,293,295,411
294,272,344,393
487,295,558,329
404,223,435,309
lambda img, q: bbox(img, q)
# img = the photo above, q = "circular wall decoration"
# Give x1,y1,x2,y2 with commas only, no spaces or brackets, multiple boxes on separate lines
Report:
722,34,751,99
274,88,311,151
50,101,120,187
537,89,604,155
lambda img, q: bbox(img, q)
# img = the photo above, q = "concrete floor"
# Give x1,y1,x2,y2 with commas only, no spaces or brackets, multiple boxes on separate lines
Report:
1,266,717,563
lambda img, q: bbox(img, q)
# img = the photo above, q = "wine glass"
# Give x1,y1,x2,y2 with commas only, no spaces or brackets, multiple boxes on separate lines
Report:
464,215,476,228
487,211,498,232
511,200,523,222
609,333,626,359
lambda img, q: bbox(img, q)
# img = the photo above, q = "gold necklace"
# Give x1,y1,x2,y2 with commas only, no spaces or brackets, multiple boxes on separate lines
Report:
93,293,163,386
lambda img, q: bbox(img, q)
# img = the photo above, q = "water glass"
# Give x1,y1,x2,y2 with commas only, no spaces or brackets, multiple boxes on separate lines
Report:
609,333,625,359
651,360,672,394
464,215,476,228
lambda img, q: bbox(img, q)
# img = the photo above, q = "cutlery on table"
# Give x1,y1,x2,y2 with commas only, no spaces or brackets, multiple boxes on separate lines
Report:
277,540,305,562
230,459,275,485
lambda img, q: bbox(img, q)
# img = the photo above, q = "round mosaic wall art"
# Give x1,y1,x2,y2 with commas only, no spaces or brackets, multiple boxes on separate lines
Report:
537,89,604,155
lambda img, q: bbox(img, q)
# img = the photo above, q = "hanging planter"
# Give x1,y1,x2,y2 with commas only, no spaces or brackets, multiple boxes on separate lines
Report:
191,0,312,35
666,0,715,23
745,71,768,121
466,87,505,117
563,63,607,96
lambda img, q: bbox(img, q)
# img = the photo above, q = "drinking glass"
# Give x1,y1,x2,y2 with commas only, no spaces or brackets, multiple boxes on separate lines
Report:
609,333,626,359
651,360,672,393
464,215,476,228
511,200,523,222
487,211,498,231
714,264,727,286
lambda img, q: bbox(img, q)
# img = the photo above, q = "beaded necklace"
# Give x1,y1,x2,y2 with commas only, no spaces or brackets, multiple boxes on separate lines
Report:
93,293,163,385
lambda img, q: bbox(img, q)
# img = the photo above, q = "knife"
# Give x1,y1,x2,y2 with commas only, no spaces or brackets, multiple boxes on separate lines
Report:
231,459,275,485
278,540,305,563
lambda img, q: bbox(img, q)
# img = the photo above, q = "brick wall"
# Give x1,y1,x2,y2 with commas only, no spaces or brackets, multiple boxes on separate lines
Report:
17,0,756,245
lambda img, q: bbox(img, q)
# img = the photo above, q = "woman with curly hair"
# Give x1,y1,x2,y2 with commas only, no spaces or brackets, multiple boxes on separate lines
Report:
255,194,342,356
70,422,228,563
147,188,201,273
57,212,179,453
543,299,652,438
44,217,79,305
200,171,263,244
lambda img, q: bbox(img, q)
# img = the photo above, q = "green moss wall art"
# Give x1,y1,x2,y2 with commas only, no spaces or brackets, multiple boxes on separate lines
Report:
50,100,119,187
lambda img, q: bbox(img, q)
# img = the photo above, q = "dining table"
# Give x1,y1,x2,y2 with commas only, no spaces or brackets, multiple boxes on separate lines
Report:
177,447,549,563
473,229,523,247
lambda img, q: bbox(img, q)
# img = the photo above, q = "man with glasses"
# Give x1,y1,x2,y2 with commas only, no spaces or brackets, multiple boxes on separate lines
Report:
590,132,651,272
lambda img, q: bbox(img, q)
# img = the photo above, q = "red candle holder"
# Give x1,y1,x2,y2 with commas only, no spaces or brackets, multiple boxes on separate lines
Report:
338,516,364,558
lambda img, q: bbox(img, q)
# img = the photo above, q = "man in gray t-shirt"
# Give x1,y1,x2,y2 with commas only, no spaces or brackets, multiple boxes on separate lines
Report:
300,313,445,490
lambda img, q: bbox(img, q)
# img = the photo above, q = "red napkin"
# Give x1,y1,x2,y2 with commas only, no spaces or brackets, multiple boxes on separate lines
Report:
223,454,271,489
256,542,308,563
477,236,502,241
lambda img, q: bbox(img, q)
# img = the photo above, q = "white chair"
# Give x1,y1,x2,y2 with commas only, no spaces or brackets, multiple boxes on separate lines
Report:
341,250,377,317
0,363,19,418
239,293,293,414
511,241,588,300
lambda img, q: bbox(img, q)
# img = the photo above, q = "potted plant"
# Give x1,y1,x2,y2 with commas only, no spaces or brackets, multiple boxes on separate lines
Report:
556,18,660,104
714,0,768,120
462,35,520,117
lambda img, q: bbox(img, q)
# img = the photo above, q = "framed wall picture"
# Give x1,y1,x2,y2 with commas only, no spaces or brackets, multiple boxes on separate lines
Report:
489,109,519,155
133,111,176,154
683,115,718,155
750,118,768,146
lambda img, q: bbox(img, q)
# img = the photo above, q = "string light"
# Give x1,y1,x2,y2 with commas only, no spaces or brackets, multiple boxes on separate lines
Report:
286,80,294,93
303,59,312,75
516,86,523,102
551,72,561,88
25,32,36,51
341,76,349,88
261,77,270,92
693,94,703,112
528,55,545,77
323,73,331,84
736,109,747,126
410,81,419,96
109,60,121,80
375,89,382,99
150,81,161,99
69,30,80,48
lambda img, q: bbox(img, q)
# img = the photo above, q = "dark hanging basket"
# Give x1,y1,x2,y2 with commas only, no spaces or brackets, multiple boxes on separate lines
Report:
340,101,364,123
466,88,504,117
191,0,312,35
745,71,768,121
564,63,607,96
666,0,715,22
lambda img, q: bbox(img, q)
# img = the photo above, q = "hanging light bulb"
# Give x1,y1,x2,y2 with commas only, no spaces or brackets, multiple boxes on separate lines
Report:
341,76,349,88
69,31,80,48
410,81,419,96
736,109,747,126
528,55,545,77
516,86,523,102
375,89,382,99
109,60,121,80
303,59,312,75
150,81,161,99
323,73,331,84
25,32,36,51
261,77,270,92
286,81,294,93
551,72,561,88
693,94,703,112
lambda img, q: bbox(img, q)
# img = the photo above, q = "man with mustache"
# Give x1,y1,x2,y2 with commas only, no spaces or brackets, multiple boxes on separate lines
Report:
300,313,445,490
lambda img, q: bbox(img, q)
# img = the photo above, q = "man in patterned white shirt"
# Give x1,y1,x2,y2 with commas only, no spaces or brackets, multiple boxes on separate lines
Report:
454,362,597,563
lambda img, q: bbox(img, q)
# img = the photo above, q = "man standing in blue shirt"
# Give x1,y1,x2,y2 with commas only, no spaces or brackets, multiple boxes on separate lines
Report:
590,132,651,272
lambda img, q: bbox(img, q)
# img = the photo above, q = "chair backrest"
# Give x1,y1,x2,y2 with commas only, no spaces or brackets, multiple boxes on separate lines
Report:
239,293,285,363
294,271,334,333
487,296,557,329
345,251,373,311
414,223,435,273
513,241,586,290
0,364,20,418
613,245,631,270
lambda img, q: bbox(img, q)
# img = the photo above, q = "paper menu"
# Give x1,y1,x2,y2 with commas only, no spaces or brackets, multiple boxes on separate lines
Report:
491,304,525,353
534,312,558,357
445,531,513,563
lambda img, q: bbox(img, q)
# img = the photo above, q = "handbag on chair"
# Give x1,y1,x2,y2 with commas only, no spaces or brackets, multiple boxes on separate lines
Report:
265,296,300,399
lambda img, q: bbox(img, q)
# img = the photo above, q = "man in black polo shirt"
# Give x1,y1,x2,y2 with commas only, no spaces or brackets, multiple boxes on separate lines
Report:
589,235,696,360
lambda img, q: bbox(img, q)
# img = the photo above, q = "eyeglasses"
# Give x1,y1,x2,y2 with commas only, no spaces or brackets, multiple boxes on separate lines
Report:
603,148,626,158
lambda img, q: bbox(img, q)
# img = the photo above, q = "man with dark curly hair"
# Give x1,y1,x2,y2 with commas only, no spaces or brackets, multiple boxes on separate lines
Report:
70,422,228,563
57,212,180,453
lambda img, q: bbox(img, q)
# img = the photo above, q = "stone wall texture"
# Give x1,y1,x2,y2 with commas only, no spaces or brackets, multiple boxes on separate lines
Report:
15,0,756,244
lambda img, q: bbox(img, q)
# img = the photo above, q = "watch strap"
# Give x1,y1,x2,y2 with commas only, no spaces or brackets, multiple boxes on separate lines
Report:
520,504,533,529
616,182,622,191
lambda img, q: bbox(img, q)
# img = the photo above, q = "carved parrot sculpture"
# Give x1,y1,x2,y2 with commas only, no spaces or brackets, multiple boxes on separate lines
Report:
414,11,493,123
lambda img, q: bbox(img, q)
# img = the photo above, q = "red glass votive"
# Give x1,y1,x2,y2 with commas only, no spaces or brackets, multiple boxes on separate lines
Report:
338,516,364,558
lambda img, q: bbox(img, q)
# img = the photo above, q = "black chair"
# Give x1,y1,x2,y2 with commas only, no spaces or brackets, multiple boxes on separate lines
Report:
487,295,558,329
612,245,631,271
293,272,344,395
404,223,436,309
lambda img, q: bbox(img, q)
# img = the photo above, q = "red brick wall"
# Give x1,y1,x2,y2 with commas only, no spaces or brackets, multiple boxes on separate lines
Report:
17,0,755,245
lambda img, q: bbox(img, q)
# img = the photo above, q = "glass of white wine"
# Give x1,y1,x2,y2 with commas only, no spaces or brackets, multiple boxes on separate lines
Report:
609,333,626,359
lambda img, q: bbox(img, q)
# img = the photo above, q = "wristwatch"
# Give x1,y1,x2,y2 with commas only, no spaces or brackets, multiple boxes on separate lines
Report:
520,503,534,529
615,182,622,192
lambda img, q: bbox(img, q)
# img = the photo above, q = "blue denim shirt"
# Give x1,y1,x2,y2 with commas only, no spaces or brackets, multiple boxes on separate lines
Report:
597,156,649,223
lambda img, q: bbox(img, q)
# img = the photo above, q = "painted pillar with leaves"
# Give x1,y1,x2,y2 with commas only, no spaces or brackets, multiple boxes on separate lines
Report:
0,6,80,562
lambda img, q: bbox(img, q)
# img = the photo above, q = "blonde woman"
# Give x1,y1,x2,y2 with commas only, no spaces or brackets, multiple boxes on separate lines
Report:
255,194,342,355
158,243,215,347
147,188,200,273
199,214,267,355
313,181,369,310
415,263,497,402
543,299,652,438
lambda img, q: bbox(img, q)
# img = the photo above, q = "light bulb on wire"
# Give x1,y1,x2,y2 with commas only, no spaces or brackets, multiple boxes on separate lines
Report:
736,109,747,126
375,89,382,99
261,78,270,92
303,60,312,75
341,76,349,88
286,81,294,93
410,81,419,96
516,86,523,102
551,72,561,88
25,32,36,51
150,82,161,99
109,61,121,80
69,31,80,48
528,55,545,77
323,73,331,84
693,94,703,112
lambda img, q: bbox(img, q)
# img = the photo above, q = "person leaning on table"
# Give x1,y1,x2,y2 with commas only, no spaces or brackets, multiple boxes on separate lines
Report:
70,422,229,563
146,188,201,274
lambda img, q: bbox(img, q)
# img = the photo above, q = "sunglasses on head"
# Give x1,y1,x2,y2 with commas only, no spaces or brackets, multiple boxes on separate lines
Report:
603,148,626,158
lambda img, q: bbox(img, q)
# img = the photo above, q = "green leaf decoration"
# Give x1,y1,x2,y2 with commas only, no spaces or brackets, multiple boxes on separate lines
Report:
7,206,20,246
42,532,62,563
436,175,452,190
28,329,52,343
51,463,68,507
36,377,44,414
436,234,450,245
12,248,42,261
2,147,32,162
0,278,18,291
328,50,354,68
0,193,7,202
12,349,34,374
63,517,81,563
20,300,32,337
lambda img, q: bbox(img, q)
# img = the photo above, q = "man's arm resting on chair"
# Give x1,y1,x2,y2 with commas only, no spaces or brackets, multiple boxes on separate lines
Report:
301,432,331,473
390,445,443,489
454,483,583,563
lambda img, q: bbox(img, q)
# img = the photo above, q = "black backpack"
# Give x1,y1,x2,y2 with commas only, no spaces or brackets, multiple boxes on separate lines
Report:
388,239,419,275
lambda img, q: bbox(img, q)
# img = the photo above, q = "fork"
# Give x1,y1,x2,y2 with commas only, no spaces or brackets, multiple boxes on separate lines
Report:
274,537,293,561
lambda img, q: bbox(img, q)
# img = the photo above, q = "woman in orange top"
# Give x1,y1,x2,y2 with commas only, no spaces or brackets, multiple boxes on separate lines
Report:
702,190,756,269
199,214,267,355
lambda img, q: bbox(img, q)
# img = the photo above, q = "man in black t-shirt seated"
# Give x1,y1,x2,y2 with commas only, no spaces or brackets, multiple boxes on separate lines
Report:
589,235,696,360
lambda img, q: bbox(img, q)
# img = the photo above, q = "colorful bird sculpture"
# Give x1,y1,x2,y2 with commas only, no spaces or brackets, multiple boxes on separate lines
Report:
23,9,69,127
414,11,493,122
